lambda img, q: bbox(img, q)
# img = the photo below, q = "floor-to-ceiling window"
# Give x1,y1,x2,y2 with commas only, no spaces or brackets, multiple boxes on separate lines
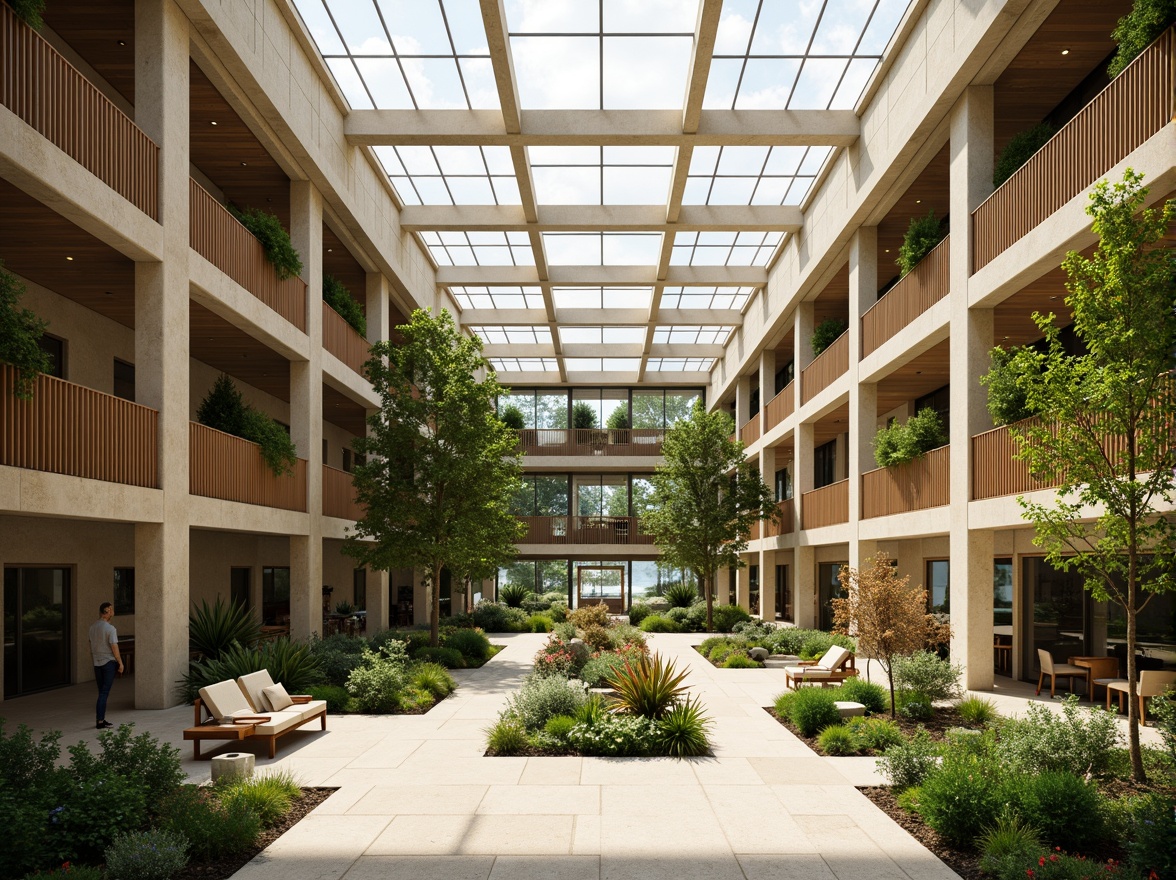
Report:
926,560,950,616
818,562,845,630
994,558,1013,677
262,566,290,625
749,565,759,617
775,564,792,622
4,566,71,697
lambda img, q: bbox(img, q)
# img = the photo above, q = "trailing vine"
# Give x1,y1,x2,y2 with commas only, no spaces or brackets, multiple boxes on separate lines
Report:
0,261,52,399
323,275,367,336
229,206,303,281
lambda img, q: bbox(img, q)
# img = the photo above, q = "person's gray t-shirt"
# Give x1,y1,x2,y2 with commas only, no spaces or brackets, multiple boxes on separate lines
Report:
89,619,118,666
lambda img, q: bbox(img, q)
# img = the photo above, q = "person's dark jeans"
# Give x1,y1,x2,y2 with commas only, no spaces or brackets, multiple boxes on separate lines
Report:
94,660,118,722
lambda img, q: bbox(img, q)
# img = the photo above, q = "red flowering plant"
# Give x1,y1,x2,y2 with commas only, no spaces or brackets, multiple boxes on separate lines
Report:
1022,849,1118,880
533,634,582,677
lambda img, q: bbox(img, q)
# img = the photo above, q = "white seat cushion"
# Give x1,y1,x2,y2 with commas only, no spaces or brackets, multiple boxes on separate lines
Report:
252,709,306,736
1050,664,1085,675
784,666,831,678
295,699,328,722
238,670,278,712
199,680,254,720
262,682,293,712
815,645,851,671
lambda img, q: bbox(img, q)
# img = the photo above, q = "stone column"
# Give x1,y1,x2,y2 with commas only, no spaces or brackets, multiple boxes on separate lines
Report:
760,547,777,620
360,272,391,633
736,559,750,611
794,302,815,412
949,85,996,690
735,374,751,433
794,417,817,627
794,544,816,628
713,566,730,606
759,441,778,620
366,567,390,635
133,0,190,709
848,227,878,571
289,180,323,641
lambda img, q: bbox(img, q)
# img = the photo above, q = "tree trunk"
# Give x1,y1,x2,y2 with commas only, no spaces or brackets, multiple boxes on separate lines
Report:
430,563,442,647
886,662,896,718
1126,591,1146,783
704,571,714,633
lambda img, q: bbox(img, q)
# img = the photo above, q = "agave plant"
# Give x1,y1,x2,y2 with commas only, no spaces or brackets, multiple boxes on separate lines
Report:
498,582,531,608
656,695,713,757
606,653,690,719
178,638,322,703
663,582,698,608
189,597,261,660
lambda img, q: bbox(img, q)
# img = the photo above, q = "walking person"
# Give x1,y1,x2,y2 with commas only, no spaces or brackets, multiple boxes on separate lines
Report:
88,602,123,730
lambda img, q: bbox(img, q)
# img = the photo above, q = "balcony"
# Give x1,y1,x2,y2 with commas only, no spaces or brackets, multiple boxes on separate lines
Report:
861,445,950,518
189,179,307,331
801,479,848,529
765,499,795,537
763,382,795,432
861,237,950,357
740,411,761,445
189,422,307,511
0,365,158,488
517,515,655,545
971,424,1060,500
322,302,369,377
518,428,663,457
322,464,362,520
801,332,848,405
973,27,1175,271
0,4,158,219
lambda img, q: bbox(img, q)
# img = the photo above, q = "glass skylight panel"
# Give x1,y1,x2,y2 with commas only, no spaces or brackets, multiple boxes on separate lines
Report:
646,357,713,371
561,326,646,345
449,286,545,310
489,357,559,372
421,231,533,266
552,287,654,309
683,145,832,206
670,231,782,266
529,147,674,205
471,326,553,344
543,233,662,266
373,145,518,207
653,326,734,345
660,286,753,310
564,358,642,372
293,0,497,110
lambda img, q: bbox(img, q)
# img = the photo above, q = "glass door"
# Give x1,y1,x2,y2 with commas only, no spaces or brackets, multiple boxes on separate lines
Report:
4,567,72,698
818,562,845,630
576,564,625,614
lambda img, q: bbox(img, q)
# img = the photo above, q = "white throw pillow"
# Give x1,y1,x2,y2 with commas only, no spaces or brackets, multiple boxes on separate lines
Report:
262,682,293,712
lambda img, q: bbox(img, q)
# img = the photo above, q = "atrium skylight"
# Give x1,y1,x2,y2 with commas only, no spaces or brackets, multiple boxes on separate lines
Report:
551,288,654,310
489,357,560,372
564,358,644,372
543,233,663,266
646,358,714,372
471,326,553,345
670,232,783,267
560,326,647,345
374,145,519,206
450,286,545,309
419,231,534,266
659,287,753,310
653,326,734,345
529,146,675,205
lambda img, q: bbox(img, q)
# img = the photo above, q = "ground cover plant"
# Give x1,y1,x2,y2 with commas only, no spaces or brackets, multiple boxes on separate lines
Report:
696,624,856,667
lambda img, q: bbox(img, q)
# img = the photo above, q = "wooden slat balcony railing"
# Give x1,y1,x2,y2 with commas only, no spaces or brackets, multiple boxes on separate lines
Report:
973,26,1176,272
801,332,849,405
801,479,849,529
518,428,664,456
763,382,795,432
189,179,307,331
517,515,655,545
749,519,760,540
322,463,363,520
322,302,369,377
764,499,795,537
862,445,950,518
861,237,951,357
189,422,307,511
741,411,761,445
971,424,1060,500
0,364,158,487
0,4,158,219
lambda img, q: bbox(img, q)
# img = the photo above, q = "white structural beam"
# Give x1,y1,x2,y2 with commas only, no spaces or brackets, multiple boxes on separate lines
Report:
438,266,768,286
346,109,860,147
400,204,803,232
458,308,743,326
480,342,726,358
488,370,711,385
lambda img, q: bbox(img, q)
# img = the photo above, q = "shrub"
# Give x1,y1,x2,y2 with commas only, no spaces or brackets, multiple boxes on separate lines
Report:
607,623,647,651
443,628,492,663
307,684,351,712
547,601,568,623
414,646,464,668
195,374,296,476
832,678,887,715
216,771,300,828
472,601,528,633
712,604,751,633
10,0,46,30
846,716,904,751
1108,0,1176,78
957,696,999,727
157,786,260,862
993,123,1057,188
628,601,653,625
526,610,552,630
1003,771,1105,852
607,654,689,719
498,404,525,430
663,582,697,608
893,652,962,703
346,644,412,713
188,597,261,661
722,653,760,669
811,317,848,356
411,662,457,699
981,346,1042,426
978,813,1043,880
655,696,712,757
565,714,658,757
896,691,933,721
498,582,531,608
567,603,611,629
639,614,682,633
579,624,613,652
485,718,528,755
773,691,796,717
22,866,105,880
533,635,585,677
307,633,368,686
917,753,1005,846
506,674,588,731
0,260,52,400
996,695,1122,779
1149,689,1176,769
103,829,188,880
872,408,947,468
228,206,302,280
1124,792,1176,879
818,724,859,756
896,210,946,276
580,654,628,688
666,603,707,631
180,637,322,703
543,715,577,741
878,727,939,790
322,275,366,336
571,400,598,429
787,687,841,736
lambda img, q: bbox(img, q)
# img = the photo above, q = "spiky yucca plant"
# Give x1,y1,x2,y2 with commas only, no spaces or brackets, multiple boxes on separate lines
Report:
188,597,261,660
605,653,689,719
655,695,712,756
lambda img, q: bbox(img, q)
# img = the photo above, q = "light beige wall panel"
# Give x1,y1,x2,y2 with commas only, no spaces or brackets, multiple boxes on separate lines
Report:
0,467,164,522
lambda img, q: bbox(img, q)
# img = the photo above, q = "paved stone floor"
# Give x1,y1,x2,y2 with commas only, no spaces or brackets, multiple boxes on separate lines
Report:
0,633,1159,880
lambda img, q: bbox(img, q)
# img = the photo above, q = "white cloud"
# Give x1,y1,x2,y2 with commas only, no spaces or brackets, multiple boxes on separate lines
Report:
511,36,599,108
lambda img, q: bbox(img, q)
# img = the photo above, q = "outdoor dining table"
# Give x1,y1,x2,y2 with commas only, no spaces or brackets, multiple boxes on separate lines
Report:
1066,655,1119,702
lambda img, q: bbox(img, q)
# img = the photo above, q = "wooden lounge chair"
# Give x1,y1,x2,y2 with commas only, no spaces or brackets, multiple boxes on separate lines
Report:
784,645,858,690
1105,670,1176,725
190,674,326,760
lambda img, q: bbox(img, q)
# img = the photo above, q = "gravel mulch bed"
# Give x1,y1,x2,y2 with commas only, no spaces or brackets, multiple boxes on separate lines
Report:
766,705,975,755
175,787,336,880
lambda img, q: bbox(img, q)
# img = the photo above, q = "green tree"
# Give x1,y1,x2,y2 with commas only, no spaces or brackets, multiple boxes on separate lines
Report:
640,403,779,631
0,261,51,399
345,309,524,646
999,170,1176,783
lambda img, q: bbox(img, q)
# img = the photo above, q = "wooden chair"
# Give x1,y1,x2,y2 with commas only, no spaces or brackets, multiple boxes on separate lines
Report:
784,646,858,690
1105,670,1176,725
1035,648,1085,697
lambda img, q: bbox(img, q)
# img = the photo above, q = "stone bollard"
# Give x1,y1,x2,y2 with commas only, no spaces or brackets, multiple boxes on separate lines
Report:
211,752,255,783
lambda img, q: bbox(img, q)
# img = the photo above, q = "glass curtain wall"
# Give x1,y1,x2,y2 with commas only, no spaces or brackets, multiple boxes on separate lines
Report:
501,388,703,430
497,560,571,601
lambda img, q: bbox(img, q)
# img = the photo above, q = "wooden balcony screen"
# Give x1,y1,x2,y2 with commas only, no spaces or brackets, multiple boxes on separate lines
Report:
518,428,663,456
763,382,795,432
322,464,363,520
801,332,849,405
0,4,158,219
801,479,849,529
861,445,950,518
861,237,951,357
0,365,158,487
322,302,369,377
189,422,307,511
972,26,1176,272
764,499,795,537
971,423,1062,500
740,412,761,445
189,179,307,331
517,515,655,545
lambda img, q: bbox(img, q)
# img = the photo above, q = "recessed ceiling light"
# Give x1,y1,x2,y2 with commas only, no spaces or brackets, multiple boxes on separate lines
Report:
240,162,247,166
118,40,126,46
66,256,74,261
915,199,922,204
884,248,890,253
210,121,218,126
1061,49,1070,55
327,248,333,253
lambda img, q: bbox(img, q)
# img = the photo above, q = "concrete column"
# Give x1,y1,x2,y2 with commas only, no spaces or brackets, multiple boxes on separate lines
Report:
365,272,391,346
760,548,777,620
794,302,815,413
794,544,816,628
713,567,730,605
795,421,815,530
848,227,878,570
949,85,996,690
289,180,323,641
736,560,750,611
735,374,751,431
366,567,390,635
759,348,776,419
132,0,189,709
